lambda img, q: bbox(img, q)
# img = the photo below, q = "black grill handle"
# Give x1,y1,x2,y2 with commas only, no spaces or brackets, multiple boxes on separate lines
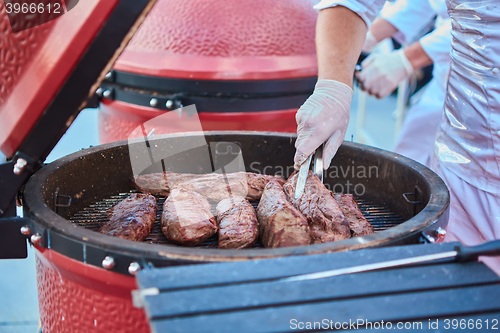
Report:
455,240,500,262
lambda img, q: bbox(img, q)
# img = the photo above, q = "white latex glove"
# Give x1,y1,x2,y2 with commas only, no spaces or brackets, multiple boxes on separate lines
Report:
294,80,353,170
356,49,413,99
362,31,378,53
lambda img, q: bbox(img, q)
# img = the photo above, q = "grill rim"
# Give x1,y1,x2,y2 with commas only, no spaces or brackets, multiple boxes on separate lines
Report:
22,131,450,270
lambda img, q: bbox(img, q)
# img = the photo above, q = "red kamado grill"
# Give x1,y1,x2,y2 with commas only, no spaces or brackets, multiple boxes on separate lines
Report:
0,0,451,332
96,0,319,143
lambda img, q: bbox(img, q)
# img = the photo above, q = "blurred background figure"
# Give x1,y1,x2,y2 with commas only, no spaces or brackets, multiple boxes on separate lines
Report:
357,0,451,167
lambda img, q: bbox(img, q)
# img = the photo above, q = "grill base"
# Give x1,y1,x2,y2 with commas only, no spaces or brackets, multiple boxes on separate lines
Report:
69,190,404,248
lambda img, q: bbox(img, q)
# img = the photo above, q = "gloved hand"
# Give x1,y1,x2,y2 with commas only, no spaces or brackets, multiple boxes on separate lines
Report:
362,31,378,53
294,80,353,170
356,49,413,99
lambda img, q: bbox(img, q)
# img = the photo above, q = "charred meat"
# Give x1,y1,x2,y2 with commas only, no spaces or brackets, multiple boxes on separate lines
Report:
256,180,311,248
216,196,258,249
284,171,351,243
99,193,157,241
134,171,285,202
334,193,374,236
161,188,217,246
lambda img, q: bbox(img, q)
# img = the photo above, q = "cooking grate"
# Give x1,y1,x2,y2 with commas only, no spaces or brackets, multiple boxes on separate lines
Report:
69,190,404,248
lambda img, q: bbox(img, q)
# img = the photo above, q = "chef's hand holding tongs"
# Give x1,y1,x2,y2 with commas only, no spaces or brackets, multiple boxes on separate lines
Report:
294,79,353,199
294,80,352,170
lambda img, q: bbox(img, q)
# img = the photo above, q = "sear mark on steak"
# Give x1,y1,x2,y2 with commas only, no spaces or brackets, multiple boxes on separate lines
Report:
99,193,157,241
161,188,217,246
216,196,258,249
256,180,311,248
284,171,351,244
133,171,285,202
334,193,374,236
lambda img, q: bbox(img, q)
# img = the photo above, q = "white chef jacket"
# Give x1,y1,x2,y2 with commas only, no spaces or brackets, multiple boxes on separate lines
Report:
314,0,391,28
382,0,451,166
433,0,500,195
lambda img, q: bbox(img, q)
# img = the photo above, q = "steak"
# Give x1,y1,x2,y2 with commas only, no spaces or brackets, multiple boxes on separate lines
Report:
283,171,351,244
134,171,286,202
161,188,217,246
334,193,374,236
216,196,258,249
99,193,157,241
256,180,311,248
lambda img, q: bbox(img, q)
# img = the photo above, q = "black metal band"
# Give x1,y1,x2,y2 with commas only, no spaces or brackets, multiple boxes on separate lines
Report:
100,82,312,112
105,70,318,95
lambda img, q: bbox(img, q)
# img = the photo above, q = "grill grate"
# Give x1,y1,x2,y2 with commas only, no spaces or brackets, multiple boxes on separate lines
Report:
69,190,404,248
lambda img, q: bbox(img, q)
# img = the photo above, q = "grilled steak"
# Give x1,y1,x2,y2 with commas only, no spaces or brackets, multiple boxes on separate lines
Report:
256,180,311,248
284,171,351,244
99,193,157,241
133,171,285,202
216,196,258,249
334,193,374,236
161,188,217,246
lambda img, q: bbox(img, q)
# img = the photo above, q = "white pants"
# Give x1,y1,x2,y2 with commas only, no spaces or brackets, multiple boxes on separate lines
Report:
394,79,444,167
432,160,500,275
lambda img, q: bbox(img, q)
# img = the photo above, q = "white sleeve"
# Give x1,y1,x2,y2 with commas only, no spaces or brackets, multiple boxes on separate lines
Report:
380,0,436,45
420,18,452,66
314,0,391,28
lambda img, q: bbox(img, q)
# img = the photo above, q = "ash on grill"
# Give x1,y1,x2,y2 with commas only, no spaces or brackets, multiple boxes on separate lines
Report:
69,190,403,248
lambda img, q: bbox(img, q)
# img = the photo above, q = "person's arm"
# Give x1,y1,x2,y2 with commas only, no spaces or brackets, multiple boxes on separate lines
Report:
404,41,433,70
294,1,389,168
316,6,367,86
357,17,451,99
364,17,398,51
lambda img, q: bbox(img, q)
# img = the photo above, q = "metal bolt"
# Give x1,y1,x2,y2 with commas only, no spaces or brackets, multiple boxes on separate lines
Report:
30,233,42,245
20,226,31,235
102,256,115,269
102,90,113,99
96,87,103,97
165,99,175,110
105,71,114,80
435,227,446,239
13,158,28,175
424,234,436,243
149,98,158,107
128,262,141,275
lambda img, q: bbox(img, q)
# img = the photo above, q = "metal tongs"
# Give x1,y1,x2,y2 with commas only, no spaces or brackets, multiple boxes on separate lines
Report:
294,144,324,200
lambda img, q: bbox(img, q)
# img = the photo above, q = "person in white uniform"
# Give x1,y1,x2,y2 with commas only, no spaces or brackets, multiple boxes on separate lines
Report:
359,0,451,167
294,0,500,274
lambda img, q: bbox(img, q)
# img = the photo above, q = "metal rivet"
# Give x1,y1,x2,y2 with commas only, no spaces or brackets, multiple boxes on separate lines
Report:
128,262,141,275
13,158,28,175
102,90,112,99
31,233,42,245
102,256,115,269
105,71,114,80
165,100,175,110
435,227,446,239
425,234,436,243
149,98,158,107
96,87,103,97
20,226,31,235
493,68,499,75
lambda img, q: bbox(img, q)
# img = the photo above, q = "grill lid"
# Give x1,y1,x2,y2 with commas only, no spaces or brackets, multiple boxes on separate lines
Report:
0,0,158,257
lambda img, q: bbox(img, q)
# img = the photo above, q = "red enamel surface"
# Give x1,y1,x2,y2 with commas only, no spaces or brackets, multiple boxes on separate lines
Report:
98,99,298,144
35,247,150,333
0,0,120,157
114,0,318,80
